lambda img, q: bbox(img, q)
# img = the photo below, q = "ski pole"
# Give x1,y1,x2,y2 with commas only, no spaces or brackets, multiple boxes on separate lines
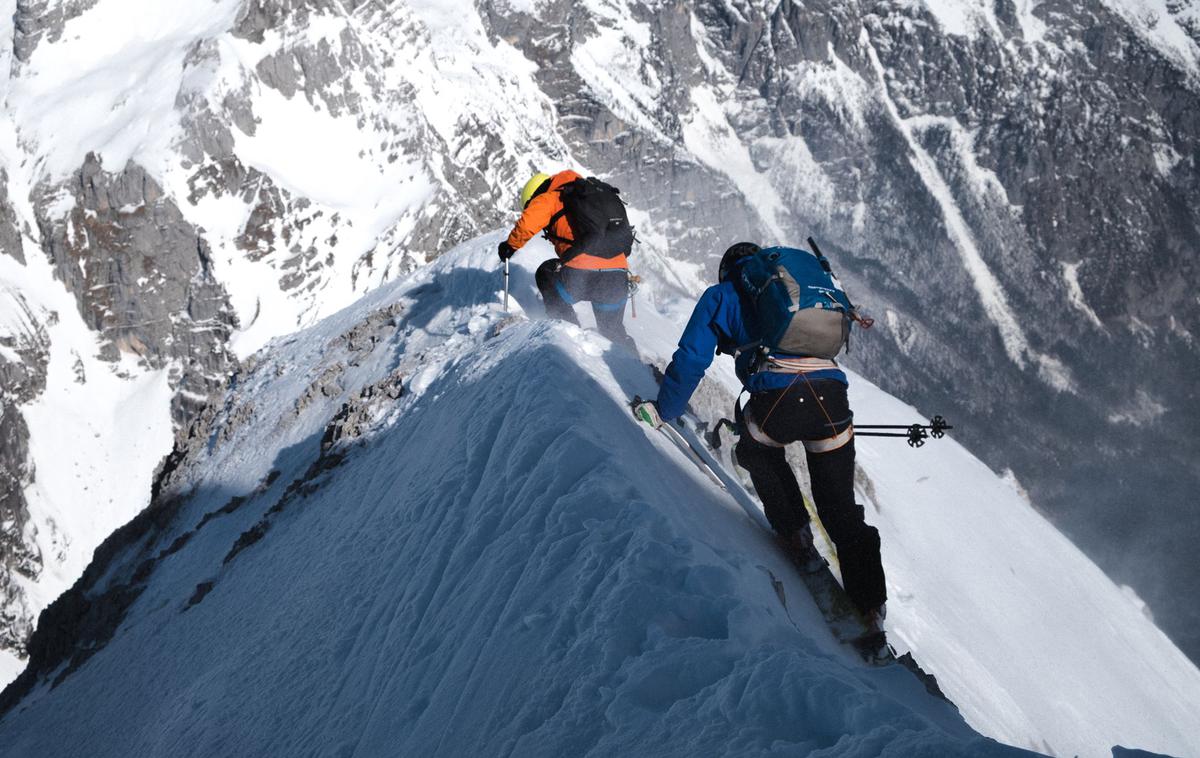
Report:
853,417,953,448
503,259,510,313
854,416,952,435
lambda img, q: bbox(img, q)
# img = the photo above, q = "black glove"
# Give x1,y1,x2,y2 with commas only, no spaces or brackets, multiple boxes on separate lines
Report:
497,241,516,262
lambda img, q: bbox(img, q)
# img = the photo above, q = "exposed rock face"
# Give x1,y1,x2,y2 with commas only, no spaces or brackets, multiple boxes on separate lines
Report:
11,0,99,63
321,368,404,452
0,289,49,658
0,170,25,264
35,155,238,423
0,406,38,657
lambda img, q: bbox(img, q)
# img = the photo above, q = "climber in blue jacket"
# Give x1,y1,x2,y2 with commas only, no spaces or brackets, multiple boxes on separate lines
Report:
634,242,887,630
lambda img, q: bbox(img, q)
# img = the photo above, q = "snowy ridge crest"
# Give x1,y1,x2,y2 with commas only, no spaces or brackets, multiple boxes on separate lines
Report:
0,236,1008,756
0,235,1197,758
0,0,1198,729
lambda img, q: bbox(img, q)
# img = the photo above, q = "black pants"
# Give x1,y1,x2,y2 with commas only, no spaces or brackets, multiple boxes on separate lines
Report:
734,379,887,613
535,259,635,351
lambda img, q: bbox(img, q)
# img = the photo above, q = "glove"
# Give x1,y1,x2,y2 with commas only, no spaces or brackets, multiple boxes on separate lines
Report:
632,400,663,429
497,241,516,262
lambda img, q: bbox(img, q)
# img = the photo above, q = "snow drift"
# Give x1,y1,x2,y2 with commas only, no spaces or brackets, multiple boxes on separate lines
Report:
0,235,1196,757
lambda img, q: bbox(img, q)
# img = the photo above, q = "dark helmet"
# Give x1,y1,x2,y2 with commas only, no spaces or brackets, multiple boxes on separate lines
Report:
718,242,761,283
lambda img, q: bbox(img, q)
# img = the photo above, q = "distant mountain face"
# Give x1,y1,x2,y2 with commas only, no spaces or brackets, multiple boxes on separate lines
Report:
0,0,1197,675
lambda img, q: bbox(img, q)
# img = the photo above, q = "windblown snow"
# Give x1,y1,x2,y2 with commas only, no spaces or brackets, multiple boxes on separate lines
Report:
1,236,1197,758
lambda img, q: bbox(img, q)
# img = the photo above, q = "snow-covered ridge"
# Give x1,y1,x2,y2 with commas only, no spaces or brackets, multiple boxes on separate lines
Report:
2,0,1199,717
1,234,1197,758
0,0,573,672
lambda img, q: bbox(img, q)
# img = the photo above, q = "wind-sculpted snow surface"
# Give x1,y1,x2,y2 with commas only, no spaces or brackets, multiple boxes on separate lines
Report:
2,0,1200,677
0,237,1022,757
1,236,1197,758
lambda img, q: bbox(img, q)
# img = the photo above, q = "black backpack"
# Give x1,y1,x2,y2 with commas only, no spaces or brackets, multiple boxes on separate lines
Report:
546,177,635,260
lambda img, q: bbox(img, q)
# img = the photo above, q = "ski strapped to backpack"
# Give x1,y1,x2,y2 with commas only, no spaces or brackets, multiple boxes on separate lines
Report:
543,177,636,261
728,238,873,360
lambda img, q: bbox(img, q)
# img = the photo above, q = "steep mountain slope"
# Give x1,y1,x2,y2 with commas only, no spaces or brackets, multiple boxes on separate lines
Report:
2,236,1197,758
0,0,566,674
1,0,1198,681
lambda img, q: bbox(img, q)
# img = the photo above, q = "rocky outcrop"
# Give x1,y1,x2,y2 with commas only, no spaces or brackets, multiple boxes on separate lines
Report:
320,368,404,452
35,155,239,424
0,170,26,265
11,0,99,63
0,405,38,658
0,288,49,660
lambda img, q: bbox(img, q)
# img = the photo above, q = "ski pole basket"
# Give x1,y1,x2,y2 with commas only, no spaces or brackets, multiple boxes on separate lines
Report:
854,417,954,448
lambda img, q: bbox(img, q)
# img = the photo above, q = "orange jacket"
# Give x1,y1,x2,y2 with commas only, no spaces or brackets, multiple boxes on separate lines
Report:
506,170,629,270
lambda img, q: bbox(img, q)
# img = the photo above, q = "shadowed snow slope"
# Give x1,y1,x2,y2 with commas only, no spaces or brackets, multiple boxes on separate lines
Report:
0,235,1194,757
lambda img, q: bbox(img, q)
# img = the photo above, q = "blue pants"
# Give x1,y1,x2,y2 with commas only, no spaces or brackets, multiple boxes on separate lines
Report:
535,259,635,351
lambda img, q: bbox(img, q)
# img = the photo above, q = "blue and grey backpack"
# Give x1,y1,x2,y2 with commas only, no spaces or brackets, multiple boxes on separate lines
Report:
731,245,858,359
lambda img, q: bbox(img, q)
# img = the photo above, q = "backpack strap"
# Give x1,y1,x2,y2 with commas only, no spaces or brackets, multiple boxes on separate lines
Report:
541,180,581,247
543,213,584,264
543,207,570,244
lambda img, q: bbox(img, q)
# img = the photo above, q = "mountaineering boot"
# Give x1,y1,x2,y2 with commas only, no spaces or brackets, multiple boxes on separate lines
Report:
851,604,890,663
864,603,887,634
779,527,826,575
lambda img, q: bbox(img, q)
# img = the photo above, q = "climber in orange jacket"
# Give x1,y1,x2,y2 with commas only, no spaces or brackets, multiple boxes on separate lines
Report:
498,170,636,350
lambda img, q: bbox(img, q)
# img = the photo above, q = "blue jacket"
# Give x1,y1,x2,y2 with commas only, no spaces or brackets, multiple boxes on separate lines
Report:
656,281,847,421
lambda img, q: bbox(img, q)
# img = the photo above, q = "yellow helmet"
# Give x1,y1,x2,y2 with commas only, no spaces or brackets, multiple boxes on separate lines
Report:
519,172,551,209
